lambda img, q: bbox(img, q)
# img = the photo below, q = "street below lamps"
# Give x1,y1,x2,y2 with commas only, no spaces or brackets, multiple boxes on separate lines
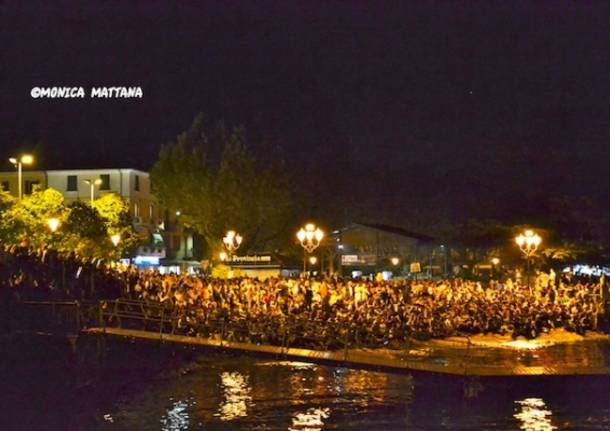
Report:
9,154,34,200
297,223,324,272
84,178,102,204
515,229,542,293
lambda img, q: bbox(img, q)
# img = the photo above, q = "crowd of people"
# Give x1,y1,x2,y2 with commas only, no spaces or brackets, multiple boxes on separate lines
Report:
0,245,606,349
0,245,122,302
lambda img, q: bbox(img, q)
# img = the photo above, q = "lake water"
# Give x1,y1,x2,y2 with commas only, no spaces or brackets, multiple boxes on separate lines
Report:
3,335,610,430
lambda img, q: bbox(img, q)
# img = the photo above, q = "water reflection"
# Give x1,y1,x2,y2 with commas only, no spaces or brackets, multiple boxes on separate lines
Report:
216,371,252,421
514,398,557,431
160,399,190,431
289,407,331,431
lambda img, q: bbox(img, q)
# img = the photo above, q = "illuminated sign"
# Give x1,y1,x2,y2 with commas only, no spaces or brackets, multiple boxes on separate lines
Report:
341,255,377,266
230,255,272,264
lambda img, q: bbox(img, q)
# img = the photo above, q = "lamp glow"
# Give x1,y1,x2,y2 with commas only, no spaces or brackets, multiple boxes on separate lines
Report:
47,218,60,233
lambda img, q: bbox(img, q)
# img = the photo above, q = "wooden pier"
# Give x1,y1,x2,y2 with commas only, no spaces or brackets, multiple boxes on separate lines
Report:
83,326,610,377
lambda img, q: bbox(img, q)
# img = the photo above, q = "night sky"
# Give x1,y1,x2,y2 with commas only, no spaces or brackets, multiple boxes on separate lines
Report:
2,1,610,228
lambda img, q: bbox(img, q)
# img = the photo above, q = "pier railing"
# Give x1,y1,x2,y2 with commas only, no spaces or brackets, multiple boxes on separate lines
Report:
93,298,417,355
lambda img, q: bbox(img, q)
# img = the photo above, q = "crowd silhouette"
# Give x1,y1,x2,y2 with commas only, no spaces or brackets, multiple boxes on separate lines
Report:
1,245,606,349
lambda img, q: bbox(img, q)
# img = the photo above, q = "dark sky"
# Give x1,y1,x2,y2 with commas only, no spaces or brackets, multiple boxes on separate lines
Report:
2,1,610,227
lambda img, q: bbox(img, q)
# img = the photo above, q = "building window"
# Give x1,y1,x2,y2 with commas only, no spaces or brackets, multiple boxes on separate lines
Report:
134,175,140,192
100,174,110,190
134,202,140,218
1,181,9,192
149,203,154,221
25,180,40,195
66,175,77,191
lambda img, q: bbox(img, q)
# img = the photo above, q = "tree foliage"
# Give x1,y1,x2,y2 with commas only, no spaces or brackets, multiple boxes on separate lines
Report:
0,188,140,260
151,114,296,256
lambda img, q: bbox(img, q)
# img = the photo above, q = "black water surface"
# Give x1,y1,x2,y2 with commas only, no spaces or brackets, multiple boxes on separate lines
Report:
2,335,610,430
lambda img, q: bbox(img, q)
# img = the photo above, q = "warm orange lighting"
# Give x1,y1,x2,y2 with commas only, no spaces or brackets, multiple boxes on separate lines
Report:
515,229,542,256
391,257,400,266
297,223,324,253
47,218,60,232
223,230,243,253
110,233,121,246
309,256,317,265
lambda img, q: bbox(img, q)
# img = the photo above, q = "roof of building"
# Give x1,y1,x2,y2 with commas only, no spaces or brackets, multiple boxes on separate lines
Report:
342,222,436,242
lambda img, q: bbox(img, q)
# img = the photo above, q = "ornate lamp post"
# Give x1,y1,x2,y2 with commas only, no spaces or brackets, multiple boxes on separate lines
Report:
515,229,542,293
223,230,242,263
9,154,34,200
297,223,324,272
84,178,102,203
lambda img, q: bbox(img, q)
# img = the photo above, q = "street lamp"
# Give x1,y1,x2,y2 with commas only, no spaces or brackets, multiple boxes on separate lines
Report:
297,223,324,272
9,154,34,200
223,230,243,254
491,257,500,279
110,233,121,247
47,218,60,233
84,178,102,203
515,229,542,293
309,256,318,266
391,257,400,266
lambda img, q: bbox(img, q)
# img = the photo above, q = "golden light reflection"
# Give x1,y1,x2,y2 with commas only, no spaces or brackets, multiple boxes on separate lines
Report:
514,398,557,431
217,371,252,421
289,407,330,431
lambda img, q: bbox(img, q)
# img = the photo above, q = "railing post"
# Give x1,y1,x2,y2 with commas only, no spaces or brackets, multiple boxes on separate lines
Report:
343,325,349,361
160,307,165,339
221,319,226,346
282,326,287,351
75,301,81,332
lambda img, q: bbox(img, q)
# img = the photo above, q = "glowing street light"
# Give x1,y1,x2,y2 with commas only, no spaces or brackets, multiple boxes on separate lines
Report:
9,154,34,200
110,233,121,247
491,257,500,266
223,230,243,254
309,256,318,266
47,218,60,233
515,229,542,292
297,223,324,272
391,257,400,266
297,223,324,253
84,178,102,203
